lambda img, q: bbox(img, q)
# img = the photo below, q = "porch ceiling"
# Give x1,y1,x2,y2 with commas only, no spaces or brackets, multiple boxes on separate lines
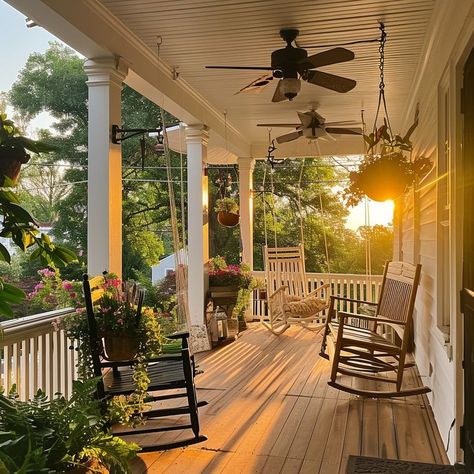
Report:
7,0,436,160
100,0,436,158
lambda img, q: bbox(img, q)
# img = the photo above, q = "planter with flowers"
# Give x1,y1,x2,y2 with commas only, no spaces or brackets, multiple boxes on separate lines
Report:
208,256,263,334
344,119,431,206
215,197,240,228
64,274,162,426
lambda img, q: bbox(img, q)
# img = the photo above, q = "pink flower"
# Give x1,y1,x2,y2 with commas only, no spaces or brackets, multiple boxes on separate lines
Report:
34,283,44,291
117,319,124,325
62,281,73,291
38,268,55,278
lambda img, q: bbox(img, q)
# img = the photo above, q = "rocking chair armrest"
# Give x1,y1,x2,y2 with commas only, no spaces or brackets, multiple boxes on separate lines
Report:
307,283,330,297
330,295,378,306
338,311,406,326
269,285,288,299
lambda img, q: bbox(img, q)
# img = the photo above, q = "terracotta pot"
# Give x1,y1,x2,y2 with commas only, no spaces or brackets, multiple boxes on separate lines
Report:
217,211,239,228
358,160,411,202
0,145,30,183
103,332,139,360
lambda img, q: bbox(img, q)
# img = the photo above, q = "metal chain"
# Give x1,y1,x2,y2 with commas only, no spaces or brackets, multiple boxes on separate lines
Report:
378,24,386,92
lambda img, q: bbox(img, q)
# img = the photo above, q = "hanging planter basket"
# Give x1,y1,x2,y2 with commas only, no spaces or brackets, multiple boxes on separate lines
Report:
356,158,412,202
103,332,139,361
0,145,30,183
217,211,240,228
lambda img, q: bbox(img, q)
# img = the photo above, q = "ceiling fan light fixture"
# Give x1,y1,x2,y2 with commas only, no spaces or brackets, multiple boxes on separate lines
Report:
279,78,301,101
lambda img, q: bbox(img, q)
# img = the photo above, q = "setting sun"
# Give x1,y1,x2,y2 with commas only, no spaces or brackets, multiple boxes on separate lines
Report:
346,199,394,230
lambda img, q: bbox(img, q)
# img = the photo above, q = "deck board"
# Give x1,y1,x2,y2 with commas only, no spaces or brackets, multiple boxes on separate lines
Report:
130,324,449,473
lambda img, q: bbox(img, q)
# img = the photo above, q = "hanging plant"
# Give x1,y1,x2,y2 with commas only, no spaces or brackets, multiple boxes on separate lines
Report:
343,24,431,207
0,114,57,183
344,120,431,206
215,197,240,227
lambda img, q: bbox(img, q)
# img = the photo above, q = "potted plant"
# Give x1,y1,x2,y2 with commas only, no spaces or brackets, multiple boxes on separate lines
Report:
0,378,139,473
0,114,57,184
344,119,431,206
215,197,239,227
64,276,162,426
208,256,261,334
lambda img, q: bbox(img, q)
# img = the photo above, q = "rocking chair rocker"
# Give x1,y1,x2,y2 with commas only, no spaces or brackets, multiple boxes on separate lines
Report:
83,274,208,451
320,261,431,398
263,245,330,335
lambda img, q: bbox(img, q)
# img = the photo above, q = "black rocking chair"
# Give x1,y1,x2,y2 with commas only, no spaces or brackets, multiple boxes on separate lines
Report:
83,274,208,451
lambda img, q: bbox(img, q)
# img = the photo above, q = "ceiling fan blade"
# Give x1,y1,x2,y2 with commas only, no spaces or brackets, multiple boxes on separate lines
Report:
236,73,274,94
299,47,354,70
257,123,301,127
297,111,314,128
305,70,356,93
205,65,274,70
325,127,362,135
276,130,303,144
272,80,287,102
324,120,360,126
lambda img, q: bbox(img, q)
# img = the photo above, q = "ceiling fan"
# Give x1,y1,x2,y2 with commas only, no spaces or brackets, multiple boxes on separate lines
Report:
206,29,356,102
258,110,362,144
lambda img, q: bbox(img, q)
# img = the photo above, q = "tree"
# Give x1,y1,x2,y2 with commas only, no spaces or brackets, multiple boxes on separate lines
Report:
9,43,183,279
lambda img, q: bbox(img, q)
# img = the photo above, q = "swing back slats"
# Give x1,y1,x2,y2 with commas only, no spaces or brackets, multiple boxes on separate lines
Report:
265,245,307,298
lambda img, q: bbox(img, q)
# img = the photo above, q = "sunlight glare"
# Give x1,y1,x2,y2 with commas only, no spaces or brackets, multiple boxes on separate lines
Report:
346,199,394,231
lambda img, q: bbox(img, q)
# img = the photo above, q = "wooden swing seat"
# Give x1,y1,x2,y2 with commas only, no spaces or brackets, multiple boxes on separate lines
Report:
320,261,431,398
263,245,330,335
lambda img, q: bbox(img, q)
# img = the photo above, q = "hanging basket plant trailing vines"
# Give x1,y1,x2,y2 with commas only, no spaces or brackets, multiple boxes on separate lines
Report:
214,168,240,227
215,197,240,227
343,24,431,206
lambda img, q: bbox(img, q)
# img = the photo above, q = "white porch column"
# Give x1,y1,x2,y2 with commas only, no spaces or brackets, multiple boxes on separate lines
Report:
84,58,127,277
238,157,255,270
186,125,211,352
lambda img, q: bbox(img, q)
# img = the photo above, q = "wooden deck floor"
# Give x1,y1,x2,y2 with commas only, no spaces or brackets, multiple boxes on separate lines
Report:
129,324,448,474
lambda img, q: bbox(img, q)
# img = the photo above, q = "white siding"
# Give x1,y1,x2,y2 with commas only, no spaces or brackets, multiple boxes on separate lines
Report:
396,0,474,462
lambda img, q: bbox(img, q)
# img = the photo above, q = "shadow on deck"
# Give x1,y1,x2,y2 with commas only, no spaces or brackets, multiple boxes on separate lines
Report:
129,324,448,473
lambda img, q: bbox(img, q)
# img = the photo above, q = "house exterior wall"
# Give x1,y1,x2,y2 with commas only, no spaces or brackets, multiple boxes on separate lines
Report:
395,0,474,462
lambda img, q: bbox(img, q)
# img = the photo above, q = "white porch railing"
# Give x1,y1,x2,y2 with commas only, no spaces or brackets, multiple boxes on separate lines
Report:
0,308,77,401
252,272,383,320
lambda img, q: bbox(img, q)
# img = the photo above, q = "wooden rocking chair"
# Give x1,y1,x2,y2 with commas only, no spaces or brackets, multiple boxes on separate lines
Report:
263,245,330,335
83,274,208,451
319,261,431,398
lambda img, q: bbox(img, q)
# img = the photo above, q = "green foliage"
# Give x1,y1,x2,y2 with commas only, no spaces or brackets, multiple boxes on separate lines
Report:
344,120,432,206
0,113,57,157
214,197,239,214
27,267,81,315
9,43,174,280
0,174,77,317
0,378,139,473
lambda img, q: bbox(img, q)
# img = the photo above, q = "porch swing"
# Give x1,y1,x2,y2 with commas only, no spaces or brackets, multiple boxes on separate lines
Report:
261,157,331,335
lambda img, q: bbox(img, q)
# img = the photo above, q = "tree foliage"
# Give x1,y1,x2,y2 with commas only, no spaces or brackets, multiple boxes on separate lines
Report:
9,43,183,279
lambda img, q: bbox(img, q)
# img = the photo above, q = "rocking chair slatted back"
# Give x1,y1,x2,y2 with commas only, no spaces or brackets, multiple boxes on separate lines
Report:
320,261,428,398
265,245,308,298
376,261,420,324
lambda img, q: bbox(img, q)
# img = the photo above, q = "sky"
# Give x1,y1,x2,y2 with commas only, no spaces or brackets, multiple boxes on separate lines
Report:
1,1,393,231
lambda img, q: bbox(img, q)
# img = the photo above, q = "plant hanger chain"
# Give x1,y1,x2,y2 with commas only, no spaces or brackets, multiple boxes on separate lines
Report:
372,23,393,137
